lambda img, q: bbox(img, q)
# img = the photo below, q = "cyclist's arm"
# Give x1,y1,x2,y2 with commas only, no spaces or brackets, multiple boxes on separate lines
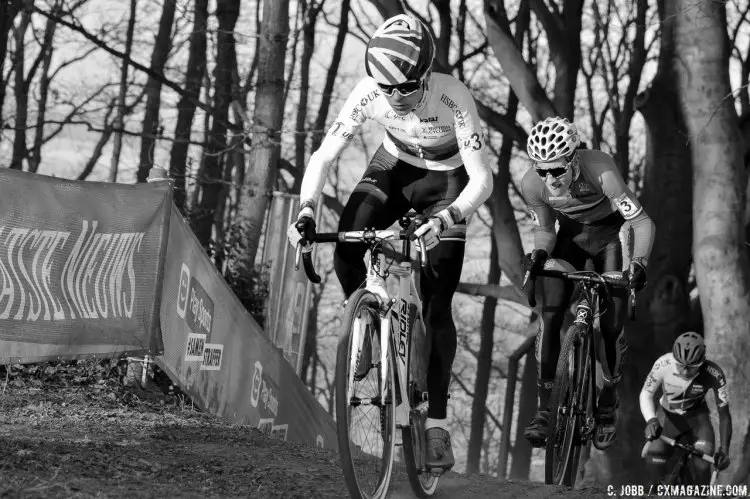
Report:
639,356,665,421
520,171,557,253
598,156,655,265
434,87,493,228
709,361,732,452
299,79,371,213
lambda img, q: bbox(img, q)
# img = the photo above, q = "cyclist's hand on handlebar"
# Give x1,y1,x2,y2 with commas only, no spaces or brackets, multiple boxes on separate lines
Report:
524,249,549,275
713,449,730,470
625,257,648,291
287,205,316,251
644,417,662,441
408,216,444,251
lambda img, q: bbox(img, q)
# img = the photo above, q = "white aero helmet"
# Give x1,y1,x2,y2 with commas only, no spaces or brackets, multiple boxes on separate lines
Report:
527,116,581,162
673,332,706,367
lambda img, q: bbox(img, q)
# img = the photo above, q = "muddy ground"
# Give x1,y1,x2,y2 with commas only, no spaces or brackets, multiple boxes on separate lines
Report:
0,361,614,498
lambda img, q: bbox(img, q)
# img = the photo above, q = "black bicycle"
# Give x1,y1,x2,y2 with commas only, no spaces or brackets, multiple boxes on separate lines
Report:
642,434,718,487
523,259,635,486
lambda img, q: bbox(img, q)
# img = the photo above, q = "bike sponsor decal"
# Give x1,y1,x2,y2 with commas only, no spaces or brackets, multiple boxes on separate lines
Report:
397,298,410,360
0,222,144,321
614,193,642,220
185,333,207,361
250,360,279,417
200,343,223,371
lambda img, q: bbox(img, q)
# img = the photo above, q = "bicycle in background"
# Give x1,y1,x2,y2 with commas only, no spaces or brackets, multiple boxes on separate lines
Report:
641,435,718,487
294,214,444,499
523,259,635,486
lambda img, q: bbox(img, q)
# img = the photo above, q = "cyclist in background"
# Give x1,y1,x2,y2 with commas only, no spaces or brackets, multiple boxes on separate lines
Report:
640,332,732,485
521,116,655,450
286,14,493,471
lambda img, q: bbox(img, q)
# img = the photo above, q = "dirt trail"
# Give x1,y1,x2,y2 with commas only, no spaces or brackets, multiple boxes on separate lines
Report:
0,364,608,498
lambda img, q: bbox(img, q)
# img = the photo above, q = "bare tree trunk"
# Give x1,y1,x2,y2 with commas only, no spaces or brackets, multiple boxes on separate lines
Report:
137,0,177,183
308,0,350,154
27,0,61,173
0,0,22,142
191,0,240,247
9,6,32,170
509,353,537,479
466,237,501,473
672,0,750,483
108,0,137,182
170,0,208,212
235,0,290,265
294,1,323,173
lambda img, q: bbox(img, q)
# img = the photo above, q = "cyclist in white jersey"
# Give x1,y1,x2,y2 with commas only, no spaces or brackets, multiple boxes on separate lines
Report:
640,332,732,485
287,14,493,470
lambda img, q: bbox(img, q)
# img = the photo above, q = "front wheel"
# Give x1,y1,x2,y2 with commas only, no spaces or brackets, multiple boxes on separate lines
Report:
336,289,396,499
545,324,589,486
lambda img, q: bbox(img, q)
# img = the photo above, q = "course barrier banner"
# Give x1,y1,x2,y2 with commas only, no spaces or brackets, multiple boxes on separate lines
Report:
156,205,337,450
0,168,172,364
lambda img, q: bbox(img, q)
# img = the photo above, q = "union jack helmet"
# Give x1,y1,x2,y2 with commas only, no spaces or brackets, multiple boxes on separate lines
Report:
673,332,706,367
365,15,435,85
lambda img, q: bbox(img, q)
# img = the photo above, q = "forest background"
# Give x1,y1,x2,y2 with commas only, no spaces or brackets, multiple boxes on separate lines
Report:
1,0,750,487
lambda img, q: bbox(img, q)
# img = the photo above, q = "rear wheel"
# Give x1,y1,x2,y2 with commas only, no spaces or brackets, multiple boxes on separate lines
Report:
545,324,589,486
336,289,396,499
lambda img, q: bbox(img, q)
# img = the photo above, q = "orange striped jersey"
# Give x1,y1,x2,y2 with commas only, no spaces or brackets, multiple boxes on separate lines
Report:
521,149,643,226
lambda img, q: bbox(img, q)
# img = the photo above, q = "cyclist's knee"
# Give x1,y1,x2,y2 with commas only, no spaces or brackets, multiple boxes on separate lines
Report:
694,439,714,456
644,438,670,462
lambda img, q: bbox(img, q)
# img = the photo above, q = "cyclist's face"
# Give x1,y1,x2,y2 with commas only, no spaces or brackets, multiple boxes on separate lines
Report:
675,361,702,379
381,79,425,115
536,155,575,196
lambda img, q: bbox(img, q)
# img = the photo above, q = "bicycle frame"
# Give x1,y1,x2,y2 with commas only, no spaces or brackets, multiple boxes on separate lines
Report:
659,434,718,486
295,227,428,431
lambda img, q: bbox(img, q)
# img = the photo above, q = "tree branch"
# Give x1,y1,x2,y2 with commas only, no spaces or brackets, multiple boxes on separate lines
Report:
29,4,222,125
451,371,503,430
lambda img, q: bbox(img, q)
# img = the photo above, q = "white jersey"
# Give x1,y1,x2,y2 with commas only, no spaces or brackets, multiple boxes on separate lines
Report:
639,352,729,420
299,73,492,222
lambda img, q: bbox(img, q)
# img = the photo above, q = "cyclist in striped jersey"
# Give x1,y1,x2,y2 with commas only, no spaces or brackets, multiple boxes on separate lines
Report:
520,117,655,450
287,14,493,471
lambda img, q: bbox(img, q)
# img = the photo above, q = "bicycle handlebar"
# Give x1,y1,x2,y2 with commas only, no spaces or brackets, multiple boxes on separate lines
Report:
522,265,637,320
294,229,428,284
659,435,715,465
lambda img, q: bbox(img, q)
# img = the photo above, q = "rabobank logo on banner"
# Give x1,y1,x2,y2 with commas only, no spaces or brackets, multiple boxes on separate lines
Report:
176,262,223,371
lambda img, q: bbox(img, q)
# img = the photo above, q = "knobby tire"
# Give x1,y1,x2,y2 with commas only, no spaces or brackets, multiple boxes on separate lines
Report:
336,289,395,499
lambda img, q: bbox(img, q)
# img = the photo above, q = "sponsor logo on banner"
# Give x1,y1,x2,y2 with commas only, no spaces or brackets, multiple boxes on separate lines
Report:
185,333,206,361
249,360,279,417
176,263,190,319
186,277,214,337
177,262,221,369
258,418,289,441
0,222,144,321
200,343,223,371
283,282,305,343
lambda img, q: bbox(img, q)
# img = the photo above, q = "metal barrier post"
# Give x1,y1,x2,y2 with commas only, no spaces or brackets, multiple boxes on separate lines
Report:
497,334,536,479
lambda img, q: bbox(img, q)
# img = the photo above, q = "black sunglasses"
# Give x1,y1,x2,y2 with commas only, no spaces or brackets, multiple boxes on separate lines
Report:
378,79,422,97
535,166,568,178
535,156,575,178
